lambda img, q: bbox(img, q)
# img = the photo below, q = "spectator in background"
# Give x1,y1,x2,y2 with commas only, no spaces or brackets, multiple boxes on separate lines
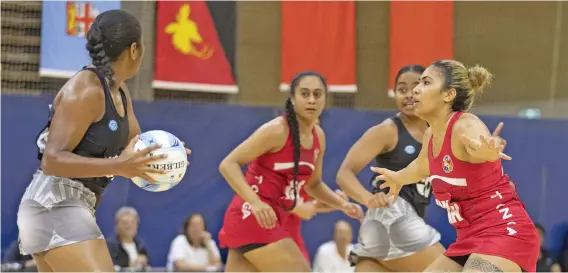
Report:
535,223,561,272
313,220,354,273
167,214,222,272
106,206,151,270
2,239,36,272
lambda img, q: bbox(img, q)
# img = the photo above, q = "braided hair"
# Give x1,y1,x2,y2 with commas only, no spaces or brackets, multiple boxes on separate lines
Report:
284,71,328,211
86,10,141,88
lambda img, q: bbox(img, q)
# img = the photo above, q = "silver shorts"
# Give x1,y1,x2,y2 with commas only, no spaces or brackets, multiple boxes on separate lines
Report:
17,170,104,255
350,197,441,262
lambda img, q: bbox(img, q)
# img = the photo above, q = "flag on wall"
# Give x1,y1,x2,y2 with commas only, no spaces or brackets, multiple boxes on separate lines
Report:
153,1,237,93
281,1,356,93
39,1,121,78
388,1,454,93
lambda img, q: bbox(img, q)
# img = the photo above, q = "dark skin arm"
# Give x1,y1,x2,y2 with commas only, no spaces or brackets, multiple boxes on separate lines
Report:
304,126,363,219
41,72,163,180
337,120,398,205
41,73,124,178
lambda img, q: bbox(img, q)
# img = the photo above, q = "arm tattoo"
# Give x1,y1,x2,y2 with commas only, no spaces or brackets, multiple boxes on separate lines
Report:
464,257,504,272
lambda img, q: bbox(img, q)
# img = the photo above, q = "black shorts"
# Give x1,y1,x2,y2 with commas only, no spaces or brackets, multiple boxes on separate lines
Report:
235,243,267,254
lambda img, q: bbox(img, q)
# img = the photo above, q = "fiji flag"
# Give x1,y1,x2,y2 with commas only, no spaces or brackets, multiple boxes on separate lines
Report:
40,1,120,79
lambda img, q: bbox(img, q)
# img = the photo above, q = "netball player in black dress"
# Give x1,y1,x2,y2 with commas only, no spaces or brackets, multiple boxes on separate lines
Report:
17,10,189,272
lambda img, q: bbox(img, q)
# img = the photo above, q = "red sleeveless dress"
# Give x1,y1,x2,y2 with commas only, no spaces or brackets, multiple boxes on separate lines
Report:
427,112,539,271
219,119,321,249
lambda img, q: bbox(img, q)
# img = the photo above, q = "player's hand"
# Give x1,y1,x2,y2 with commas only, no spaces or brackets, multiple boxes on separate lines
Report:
370,167,403,204
459,123,511,161
116,135,167,182
491,122,508,150
250,200,277,229
292,201,317,220
341,202,364,219
180,141,192,167
365,191,393,209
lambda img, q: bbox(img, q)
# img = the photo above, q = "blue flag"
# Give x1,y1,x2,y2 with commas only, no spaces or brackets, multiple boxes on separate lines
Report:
39,1,121,78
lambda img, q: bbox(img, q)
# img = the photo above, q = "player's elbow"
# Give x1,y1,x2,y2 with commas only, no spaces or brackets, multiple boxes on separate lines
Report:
336,164,354,187
218,157,236,176
41,151,58,176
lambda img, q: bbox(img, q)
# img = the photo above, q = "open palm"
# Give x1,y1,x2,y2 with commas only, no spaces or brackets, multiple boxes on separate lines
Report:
460,122,511,161
370,167,403,204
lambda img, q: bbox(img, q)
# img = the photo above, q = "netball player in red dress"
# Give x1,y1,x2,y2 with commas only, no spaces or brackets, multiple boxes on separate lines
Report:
373,60,539,272
218,71,363,272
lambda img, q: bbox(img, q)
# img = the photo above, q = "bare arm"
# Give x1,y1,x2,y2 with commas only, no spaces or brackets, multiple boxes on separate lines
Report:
454,113,507,163
219,119,287,205
378,128,431,186
304,126,348,210
314,200,335,213
337,121,397,204
41,76,123,177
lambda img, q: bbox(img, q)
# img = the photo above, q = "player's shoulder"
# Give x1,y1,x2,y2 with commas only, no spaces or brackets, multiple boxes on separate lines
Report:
453,112,483,132
363,117,398,139
255,116,289,142
62,69,106,101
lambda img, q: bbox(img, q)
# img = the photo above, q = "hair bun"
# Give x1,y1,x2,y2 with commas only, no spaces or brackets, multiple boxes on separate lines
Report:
467,65,493,95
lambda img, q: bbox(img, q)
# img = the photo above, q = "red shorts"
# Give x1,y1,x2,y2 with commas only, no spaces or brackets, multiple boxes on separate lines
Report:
443,199,539,272
219,195,290,248
283,214,310,263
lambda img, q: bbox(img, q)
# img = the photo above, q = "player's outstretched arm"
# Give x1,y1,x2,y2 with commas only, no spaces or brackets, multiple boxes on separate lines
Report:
455,113,510,163
313,189,349,213
337,120,397,205
304,126,363,219
373,128,431,186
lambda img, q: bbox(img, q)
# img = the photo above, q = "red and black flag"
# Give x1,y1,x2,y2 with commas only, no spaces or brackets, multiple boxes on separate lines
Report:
153,1,237,93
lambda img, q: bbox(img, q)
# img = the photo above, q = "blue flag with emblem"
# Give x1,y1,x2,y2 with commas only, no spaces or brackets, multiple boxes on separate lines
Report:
39,1,121,79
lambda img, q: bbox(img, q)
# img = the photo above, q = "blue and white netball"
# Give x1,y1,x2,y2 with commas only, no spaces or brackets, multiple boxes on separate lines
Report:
131,130,188,192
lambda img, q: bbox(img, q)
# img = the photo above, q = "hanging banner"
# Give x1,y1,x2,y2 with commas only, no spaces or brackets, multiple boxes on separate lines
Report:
39,1,121,78
281,1,356,93
153,1,237,93
389,1,454,93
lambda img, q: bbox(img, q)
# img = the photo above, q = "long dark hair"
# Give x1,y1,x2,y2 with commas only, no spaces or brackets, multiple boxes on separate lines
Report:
284,71,328,211
86,10,141,88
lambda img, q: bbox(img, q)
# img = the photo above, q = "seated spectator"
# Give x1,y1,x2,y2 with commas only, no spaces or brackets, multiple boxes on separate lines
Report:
106,206,151,270
167,214,222,272
313,220,354,273
2,239,36,272
535,223,561,272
